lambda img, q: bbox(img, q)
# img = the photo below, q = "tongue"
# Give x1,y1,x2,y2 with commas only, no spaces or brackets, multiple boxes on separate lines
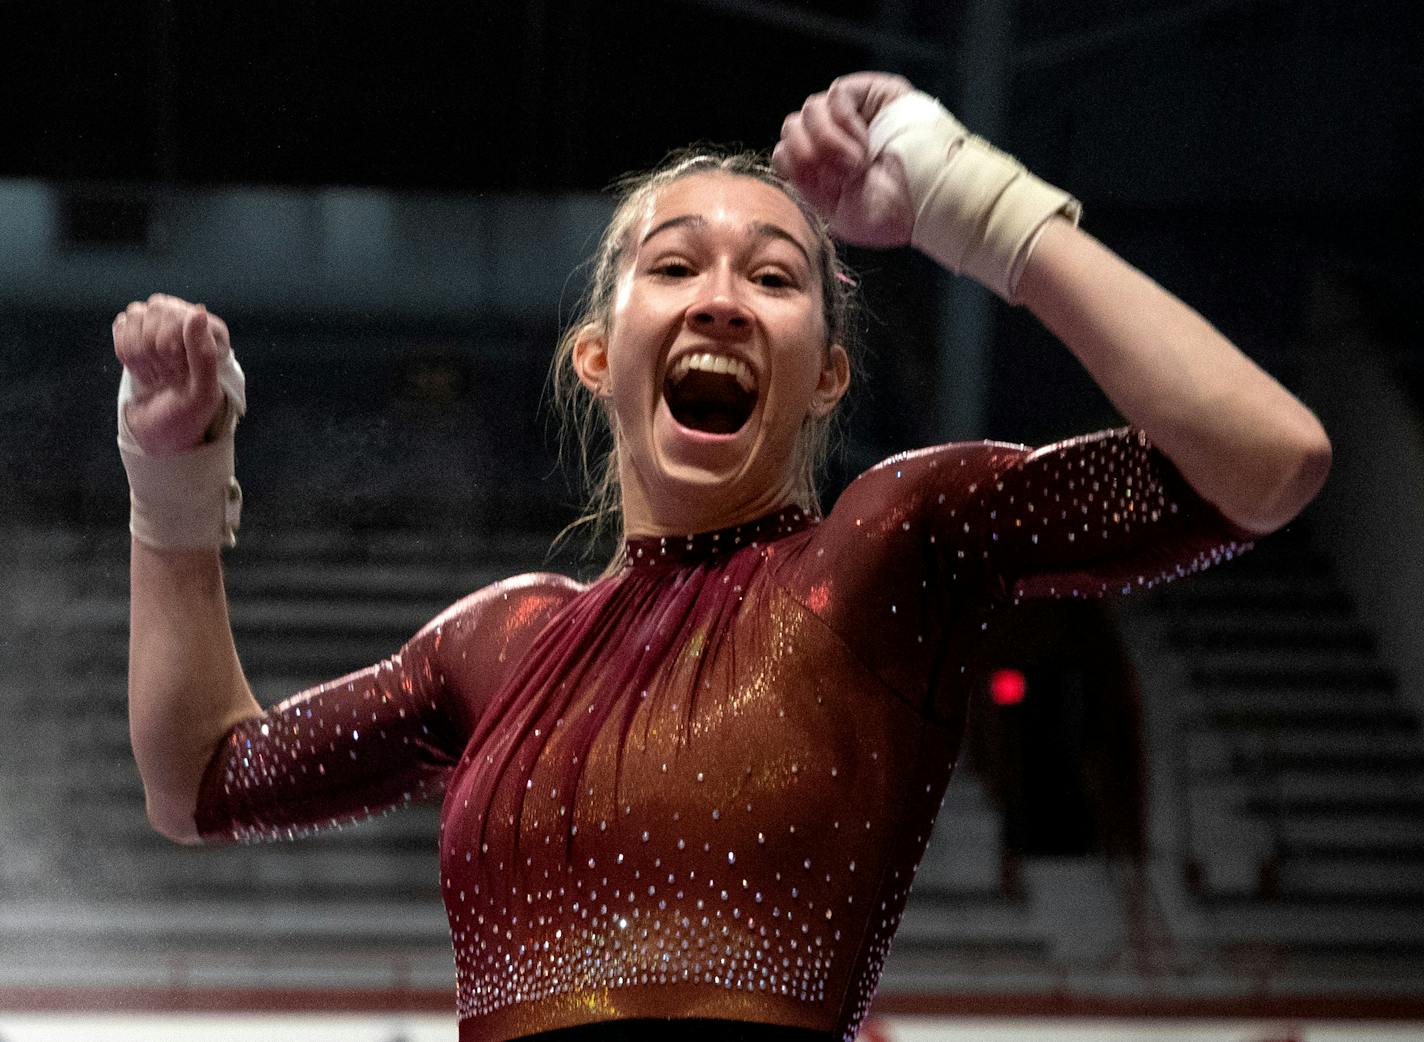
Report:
676,401,746,434
665,369,755,434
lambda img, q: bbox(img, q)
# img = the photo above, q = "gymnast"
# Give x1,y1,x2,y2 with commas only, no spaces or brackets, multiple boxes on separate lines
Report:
114,72,1330,1041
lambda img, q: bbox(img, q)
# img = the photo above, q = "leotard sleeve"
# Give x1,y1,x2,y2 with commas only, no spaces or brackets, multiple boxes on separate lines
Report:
193,573,581,842
784,427,1254,710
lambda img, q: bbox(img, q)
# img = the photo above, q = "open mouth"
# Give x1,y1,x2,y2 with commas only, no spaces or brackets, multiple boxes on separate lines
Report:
663,352,758,435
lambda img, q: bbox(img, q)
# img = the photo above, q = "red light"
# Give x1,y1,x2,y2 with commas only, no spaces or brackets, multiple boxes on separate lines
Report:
990,668,1026,706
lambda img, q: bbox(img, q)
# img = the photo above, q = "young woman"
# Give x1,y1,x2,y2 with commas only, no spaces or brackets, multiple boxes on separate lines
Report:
115,73,1329,1042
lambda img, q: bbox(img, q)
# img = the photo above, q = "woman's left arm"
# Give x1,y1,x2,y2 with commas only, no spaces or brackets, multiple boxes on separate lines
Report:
775,72,1330,536
1016,218,1331,535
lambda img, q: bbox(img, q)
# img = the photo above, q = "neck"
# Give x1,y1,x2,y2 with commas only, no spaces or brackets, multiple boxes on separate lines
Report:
618,460,806,540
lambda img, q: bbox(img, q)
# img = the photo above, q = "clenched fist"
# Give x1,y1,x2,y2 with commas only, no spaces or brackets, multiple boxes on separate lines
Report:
113,294,231,457
772,71,917,248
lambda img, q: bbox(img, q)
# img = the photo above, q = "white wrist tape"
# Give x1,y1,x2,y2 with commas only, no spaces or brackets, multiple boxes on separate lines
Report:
117,352,247,550
867,91,1082,303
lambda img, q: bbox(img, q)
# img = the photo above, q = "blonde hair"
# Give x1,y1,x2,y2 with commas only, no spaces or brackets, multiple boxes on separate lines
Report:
550,149,861,568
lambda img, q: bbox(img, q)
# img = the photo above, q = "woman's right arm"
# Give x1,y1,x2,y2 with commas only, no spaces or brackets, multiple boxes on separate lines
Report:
114,294,263,841
114,294,260,842
116,295,582,844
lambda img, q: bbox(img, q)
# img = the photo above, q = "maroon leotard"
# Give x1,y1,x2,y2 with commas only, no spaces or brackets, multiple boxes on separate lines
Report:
194,429,1252,1041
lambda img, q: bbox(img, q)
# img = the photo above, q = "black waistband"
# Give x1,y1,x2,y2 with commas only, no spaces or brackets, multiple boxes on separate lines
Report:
514,1019,836,1042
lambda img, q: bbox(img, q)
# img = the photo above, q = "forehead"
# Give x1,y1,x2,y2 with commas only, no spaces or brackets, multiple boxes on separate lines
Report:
635,172,816,253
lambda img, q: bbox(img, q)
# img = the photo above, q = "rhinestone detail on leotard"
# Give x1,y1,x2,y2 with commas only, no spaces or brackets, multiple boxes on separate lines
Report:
196,429,1254,1042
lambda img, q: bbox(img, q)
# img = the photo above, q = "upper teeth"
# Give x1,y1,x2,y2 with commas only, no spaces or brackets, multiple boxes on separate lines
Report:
670,352,756,393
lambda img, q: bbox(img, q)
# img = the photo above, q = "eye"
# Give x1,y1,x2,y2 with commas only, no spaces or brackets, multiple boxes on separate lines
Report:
650,261,695,278
754,269,796,289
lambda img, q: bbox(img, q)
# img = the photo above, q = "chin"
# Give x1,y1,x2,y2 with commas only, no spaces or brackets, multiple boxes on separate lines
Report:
636,406,796,529
652,396,757,480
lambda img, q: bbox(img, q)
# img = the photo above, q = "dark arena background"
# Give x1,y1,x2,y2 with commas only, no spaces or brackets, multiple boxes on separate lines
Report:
1,1,1422,1039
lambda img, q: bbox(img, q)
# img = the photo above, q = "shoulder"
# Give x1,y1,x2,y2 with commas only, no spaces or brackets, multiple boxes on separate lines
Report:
403,572,587,731
415,571,586,643
867,439,1030,474
834,431,1159,516
831,439,1031,520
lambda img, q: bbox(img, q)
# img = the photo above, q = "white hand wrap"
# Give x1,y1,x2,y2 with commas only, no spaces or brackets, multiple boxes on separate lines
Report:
867,90,1082,303
117,352,247,550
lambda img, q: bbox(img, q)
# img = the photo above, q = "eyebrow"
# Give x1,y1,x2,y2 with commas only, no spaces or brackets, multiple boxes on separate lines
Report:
639,214,814,268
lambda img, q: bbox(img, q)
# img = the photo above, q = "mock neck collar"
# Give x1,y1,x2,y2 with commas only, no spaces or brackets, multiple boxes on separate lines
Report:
623,507,820,569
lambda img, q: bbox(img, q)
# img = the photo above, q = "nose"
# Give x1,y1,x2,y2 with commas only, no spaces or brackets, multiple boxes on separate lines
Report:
686,274,752,340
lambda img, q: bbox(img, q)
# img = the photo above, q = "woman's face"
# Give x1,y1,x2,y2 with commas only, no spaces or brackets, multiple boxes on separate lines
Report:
574,172,849,536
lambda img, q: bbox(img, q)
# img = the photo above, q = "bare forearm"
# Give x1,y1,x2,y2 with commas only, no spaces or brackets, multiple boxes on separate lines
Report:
1016,218,1331,534
129,538,261,842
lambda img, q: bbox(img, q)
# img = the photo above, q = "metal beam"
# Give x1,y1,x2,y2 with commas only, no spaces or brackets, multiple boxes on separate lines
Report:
931,0,1017,441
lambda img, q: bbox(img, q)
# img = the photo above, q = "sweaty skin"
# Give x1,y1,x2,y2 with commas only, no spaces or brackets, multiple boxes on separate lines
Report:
195,429,1251,1042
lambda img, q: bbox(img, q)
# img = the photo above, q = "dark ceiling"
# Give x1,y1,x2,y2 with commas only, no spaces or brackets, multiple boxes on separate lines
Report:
5,0,1419,208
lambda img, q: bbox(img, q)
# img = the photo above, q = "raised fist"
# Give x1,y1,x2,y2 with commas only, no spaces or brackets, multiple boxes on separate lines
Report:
772,71,917,248
113,294,230,457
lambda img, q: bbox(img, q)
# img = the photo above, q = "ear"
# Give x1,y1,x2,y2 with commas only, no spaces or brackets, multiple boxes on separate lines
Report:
808,343,850,418
571,323,611,397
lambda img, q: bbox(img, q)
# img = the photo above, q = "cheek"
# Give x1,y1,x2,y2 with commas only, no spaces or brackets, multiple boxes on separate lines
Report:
786,301,831,366
775,327,832,400
607,282,672,361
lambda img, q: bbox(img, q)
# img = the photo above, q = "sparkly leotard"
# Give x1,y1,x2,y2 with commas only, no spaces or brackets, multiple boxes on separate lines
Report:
195,429,1251,1042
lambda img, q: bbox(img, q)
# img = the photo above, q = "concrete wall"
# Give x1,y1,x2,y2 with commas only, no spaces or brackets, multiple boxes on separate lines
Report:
0,179,610,322
1303,282,1424,723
